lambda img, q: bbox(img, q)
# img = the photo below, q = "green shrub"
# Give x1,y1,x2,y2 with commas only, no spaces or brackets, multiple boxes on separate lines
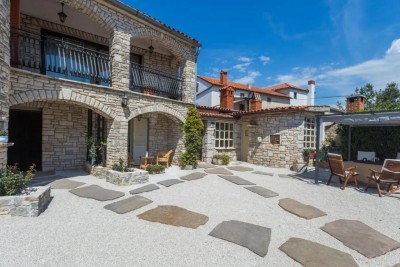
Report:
213,154,230,165
0,165,35,196
146,164,165,174
0,130,8,136
112,158,128,172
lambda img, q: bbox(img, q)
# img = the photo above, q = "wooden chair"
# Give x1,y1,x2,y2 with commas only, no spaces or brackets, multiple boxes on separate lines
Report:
156,149,173,167
366,159,400,197
128,153,135,168
327,153,359,190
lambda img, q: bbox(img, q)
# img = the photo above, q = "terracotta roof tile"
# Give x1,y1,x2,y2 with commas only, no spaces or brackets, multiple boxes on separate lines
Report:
198,112,235,119
263,83,309,92
198,76,290,98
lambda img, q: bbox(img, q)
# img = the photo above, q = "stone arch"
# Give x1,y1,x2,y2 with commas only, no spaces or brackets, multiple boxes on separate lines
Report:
128,104,186,123
9,89,117,120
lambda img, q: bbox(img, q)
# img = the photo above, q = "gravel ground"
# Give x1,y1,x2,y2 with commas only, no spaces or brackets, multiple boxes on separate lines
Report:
0,163,399,267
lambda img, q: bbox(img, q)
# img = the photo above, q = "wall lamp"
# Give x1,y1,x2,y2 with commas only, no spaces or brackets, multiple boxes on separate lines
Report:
58,2,67,24
121,94,129,107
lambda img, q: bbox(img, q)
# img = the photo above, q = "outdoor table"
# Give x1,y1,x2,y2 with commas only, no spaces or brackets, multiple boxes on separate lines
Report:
140,156,154,170
344,161,383,185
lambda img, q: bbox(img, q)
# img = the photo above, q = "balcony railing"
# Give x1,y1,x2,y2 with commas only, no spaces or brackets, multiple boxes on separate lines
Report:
130,62,183,100
10,29,112,85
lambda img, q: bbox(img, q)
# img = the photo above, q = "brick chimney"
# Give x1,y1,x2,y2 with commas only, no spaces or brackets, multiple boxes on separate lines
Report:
346,95,365,112
220,70,228,86
307,80,315,106
249,93,262,111
220,86,234,109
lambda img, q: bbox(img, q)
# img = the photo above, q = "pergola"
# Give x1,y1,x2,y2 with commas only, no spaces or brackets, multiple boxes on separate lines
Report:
314,110,400,183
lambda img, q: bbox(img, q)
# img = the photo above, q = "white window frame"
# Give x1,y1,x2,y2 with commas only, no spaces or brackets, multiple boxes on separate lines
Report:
304,117,316,148
215,122,234,149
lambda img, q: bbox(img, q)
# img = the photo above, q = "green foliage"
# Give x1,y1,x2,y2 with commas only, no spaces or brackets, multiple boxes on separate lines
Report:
0,130,8,136
146,164,165,174
212,154,230,165
180,107,204,168
86,135,97,165
0,165,35,196
111,158,128,172
352,82,400,112
355,83,375,110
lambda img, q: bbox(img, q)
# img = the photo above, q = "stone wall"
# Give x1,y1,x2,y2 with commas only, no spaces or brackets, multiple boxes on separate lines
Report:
0,0,10,167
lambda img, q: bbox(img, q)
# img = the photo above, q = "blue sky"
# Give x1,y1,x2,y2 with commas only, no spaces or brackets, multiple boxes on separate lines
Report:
129,0,400,106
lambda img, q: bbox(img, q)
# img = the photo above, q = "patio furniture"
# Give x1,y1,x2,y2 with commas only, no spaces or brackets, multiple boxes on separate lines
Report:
140,156,154,170
156,149,173,167
327,153,359,190
128,153,135,168
365,159,400,197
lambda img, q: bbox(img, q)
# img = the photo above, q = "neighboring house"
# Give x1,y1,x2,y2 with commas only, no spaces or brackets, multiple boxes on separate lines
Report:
196,70,315,109
0,0,200,170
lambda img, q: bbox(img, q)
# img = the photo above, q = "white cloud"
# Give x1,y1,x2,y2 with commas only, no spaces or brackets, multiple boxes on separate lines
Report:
234,71,261,84
233,62,251,72
237,56,252,62
259,55,271,65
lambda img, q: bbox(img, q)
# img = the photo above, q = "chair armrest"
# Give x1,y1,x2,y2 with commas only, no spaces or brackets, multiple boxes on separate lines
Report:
368,168,381,175
345,166,356,171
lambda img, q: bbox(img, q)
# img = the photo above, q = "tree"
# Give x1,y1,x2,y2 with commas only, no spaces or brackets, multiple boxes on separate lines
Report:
180,107,204,168
355,83,375,110
375,82,400,110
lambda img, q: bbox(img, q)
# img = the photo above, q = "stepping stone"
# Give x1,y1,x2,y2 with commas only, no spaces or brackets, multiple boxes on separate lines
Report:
253,171,273,176
245,186,278,198
279,198,327,220
209,220,271,257
393,264,400,267
137,205,208,229
48,179,85,189
130,184,160,194
204,167,233,175
279,237,358,267
227,166,254,172
321,219,400,258
180,172,207,181
218,175,255,185
157,179,184,187
104,196,152,214
198,162,216,169
278,174,293,178
69,185,124,201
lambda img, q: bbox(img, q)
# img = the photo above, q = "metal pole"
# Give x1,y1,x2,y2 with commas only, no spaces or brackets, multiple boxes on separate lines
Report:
347,126,352,161
315,115,321,184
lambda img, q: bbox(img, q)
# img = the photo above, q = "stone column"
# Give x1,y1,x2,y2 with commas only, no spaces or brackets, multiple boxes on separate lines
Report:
0,0,10,168
202,122,215,163
106,118,129,167
181,59,196,103
110,30,130,90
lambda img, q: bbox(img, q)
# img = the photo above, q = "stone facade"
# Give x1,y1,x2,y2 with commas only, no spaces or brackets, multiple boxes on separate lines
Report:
106,169,148,186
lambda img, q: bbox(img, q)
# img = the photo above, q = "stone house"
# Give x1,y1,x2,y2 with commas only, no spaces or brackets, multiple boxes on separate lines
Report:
0,0,200,171
196,70,315,110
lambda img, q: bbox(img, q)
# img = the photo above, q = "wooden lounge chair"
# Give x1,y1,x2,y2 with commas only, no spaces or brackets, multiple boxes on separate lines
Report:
156,149,173,167
366,159,400,197
327,153,359,190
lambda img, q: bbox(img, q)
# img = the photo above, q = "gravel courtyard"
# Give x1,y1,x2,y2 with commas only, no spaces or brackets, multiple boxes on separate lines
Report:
0,163,399,267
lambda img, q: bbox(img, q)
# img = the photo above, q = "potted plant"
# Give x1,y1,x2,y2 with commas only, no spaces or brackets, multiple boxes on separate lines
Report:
302,148,312,163
212,154,230,165
0,130,8,143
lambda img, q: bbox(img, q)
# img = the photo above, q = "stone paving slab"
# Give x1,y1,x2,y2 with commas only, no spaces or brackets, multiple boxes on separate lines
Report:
198,162,216,169
245,186,279,198
104,196,153,214
130,184,160,195
137,205,208,229
279,198,327,220
69,185,124,201
218,175,255,185
180,172,208,181
321,219,400,259
393,264,400,267
204,167,233,175
253,171,274,176
48,179,85,189
157,179,184,187
226,166,254,172
209,220,271,257
279,237,358,267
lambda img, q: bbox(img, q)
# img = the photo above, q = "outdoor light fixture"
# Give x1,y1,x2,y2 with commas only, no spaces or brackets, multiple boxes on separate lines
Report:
121,94,129,107
148,40,154,55
58,2,67,24
137,115,143,122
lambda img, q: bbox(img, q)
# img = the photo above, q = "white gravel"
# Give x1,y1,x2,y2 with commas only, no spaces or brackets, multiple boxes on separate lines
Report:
0,163,399,267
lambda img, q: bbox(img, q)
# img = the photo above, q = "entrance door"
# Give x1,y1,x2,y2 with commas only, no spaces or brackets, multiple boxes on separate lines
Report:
240,124,249,162
8,110,42,171
129,118,148,164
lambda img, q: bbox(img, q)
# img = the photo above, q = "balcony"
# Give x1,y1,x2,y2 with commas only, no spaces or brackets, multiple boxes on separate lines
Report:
130,62,183,100
10,29,112,85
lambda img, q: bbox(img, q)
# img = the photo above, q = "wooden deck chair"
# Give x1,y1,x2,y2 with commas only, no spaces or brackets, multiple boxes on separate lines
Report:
327,153,359,190
366,159,400,197
156,149,173,167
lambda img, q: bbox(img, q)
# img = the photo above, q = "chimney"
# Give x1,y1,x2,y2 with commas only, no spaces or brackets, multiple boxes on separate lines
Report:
307,80,315,106
249,93,262,111
346,95,365,112
219,86,234,109
220,70,228,86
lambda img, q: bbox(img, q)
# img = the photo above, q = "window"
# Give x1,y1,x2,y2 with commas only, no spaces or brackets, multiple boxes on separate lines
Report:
267,97,272,102
215,122,234,148
240,93,245,98
239,104,245,111
304,117,316,148
270,135,280,145
293,92,297,99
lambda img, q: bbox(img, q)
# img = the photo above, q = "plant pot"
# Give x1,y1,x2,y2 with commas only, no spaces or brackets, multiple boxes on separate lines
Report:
0,136,8,143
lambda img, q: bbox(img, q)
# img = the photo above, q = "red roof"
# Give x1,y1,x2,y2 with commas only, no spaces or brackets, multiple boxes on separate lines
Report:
263,83,309,93
198,76,290,98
